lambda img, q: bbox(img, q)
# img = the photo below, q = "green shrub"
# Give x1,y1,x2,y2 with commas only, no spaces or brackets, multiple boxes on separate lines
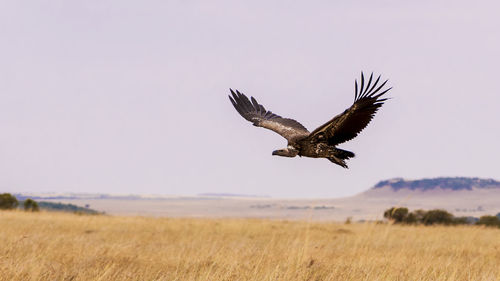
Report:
382,207,500,227
383,207,409,223
412,209,427,222
421,209,454,225
0,193,19,210
36,201,101,214
403,212,417,224
23,199,40,212
476,215,500,227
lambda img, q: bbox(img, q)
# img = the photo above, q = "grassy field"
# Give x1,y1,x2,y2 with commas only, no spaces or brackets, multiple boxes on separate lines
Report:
1,211,499,281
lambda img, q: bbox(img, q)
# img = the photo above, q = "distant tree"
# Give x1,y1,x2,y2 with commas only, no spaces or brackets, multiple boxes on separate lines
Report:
476,215,500,227
23,199,40,212
412,209,427,222
384,207,409,223
422,209,454,225
0,193,19,210
403,212,417,224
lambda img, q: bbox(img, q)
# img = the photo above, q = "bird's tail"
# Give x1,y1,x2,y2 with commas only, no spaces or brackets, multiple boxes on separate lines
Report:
327,148,355,168
334,148,355,159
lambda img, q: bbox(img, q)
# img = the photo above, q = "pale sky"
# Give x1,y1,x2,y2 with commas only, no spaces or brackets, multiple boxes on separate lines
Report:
1,1,499,198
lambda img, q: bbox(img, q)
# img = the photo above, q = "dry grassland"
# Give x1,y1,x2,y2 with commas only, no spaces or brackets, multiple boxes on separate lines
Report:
1,211,499,281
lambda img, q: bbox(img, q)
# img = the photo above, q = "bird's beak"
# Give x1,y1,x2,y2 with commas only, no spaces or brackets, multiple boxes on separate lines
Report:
272,150,278,156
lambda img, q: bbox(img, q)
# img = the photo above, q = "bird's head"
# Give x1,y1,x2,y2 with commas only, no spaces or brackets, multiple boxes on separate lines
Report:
272,148,298,157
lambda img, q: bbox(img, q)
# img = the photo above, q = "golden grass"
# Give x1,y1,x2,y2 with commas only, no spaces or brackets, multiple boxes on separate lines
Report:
1,211,499,281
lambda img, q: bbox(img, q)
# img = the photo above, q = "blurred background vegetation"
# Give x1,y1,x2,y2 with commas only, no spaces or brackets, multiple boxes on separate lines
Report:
0,193,102,214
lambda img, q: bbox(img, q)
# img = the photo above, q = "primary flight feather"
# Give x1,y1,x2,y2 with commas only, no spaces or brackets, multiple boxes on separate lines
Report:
229,72,391,168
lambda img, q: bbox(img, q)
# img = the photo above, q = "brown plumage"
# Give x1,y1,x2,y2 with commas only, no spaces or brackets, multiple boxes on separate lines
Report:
228,72,391,168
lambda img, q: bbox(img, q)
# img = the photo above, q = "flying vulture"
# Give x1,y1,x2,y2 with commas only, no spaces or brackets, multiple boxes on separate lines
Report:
228,72,391,168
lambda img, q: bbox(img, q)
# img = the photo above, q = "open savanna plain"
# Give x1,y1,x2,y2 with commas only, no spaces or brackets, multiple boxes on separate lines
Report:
1,211,499,281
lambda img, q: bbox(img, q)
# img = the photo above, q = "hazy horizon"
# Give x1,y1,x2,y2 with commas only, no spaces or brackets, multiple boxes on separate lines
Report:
1,1,499,198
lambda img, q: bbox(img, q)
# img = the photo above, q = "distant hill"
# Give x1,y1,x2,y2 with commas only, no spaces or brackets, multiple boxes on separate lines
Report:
360,177,500,212
373,177,500,191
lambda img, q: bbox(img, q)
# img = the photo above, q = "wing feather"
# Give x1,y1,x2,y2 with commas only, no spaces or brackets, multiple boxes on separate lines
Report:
229,90,309,141
307,72,391,146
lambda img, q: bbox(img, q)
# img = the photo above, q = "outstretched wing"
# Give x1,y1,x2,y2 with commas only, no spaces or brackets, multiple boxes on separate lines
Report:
229,89,309,141
306,72,391,146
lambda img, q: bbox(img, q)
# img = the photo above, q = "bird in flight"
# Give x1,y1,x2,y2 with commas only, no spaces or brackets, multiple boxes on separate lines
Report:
228,72,391,168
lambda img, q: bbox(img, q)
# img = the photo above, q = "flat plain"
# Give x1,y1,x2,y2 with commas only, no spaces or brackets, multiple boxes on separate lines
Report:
1,211,500,281
39,185,500,221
